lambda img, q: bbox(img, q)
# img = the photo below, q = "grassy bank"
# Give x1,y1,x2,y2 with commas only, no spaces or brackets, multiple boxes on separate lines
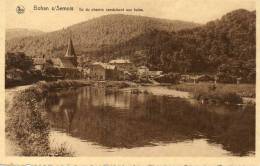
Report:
169,83,255,104
93,80,136,88
5,80,91,156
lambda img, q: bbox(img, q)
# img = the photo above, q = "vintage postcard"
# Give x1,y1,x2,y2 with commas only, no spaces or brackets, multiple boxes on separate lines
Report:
1,0,259,165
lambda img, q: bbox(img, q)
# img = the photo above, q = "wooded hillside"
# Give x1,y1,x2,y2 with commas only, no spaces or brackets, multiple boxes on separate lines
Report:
88,9,255,83
6,14,200,58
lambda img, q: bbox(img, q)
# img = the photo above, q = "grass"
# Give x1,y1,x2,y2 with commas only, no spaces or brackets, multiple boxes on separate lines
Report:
5,80,89,156
95,80,134,89
169,82,255,104
171,83,255,97
49,143,75,157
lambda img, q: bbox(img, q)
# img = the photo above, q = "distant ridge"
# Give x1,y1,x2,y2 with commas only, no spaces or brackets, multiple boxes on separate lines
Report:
5,14,200,58
6,28,45,40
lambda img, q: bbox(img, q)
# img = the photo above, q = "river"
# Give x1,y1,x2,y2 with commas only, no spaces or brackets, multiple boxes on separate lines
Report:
45,86,255,157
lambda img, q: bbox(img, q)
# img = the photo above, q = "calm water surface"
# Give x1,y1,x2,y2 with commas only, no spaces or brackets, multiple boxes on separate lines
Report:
46,86,255,156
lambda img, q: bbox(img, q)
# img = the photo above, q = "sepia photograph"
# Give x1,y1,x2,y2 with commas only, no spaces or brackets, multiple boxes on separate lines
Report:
3,0,257,160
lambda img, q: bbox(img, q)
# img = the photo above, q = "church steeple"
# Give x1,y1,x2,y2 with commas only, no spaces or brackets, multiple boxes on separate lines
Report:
63,35,77,67
65,37,76,57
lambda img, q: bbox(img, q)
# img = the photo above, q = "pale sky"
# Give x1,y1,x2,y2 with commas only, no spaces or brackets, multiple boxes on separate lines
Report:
6,0,256,32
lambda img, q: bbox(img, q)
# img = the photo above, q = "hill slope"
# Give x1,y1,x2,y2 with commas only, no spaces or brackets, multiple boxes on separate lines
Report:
84,9,255,82
6,14,200,58
6,28,45,40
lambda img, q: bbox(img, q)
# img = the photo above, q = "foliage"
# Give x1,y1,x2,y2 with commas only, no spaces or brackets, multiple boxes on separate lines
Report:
6,28,45,40
194,91,243,104
6,88,51,156
154,72,181,83
5,80,90,156
5,52,33,70
96,9,255,83
217,59,255,83
171,82,255,98
5,52,42,87
6,14,199,59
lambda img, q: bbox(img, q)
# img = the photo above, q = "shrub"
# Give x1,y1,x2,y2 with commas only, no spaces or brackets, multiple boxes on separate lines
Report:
154,72,181,84
194,90,243,104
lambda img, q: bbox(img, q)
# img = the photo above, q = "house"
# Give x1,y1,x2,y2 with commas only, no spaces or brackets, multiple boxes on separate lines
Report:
148,71,163,78
180,74,215,83
137,66,149,77
236,77,242,84
33,57,46,70
180,74,190,82
116,70,133,80
109,59,135,72
197,75,215,82
89,62,117,80
82,68,90,79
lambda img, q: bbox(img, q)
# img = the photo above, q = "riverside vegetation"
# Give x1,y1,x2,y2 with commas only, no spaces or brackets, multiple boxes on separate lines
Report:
5,80,91,156
170,83,255,104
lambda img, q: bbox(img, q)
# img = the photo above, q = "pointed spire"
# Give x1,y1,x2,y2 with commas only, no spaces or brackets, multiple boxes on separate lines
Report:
65,37,76,57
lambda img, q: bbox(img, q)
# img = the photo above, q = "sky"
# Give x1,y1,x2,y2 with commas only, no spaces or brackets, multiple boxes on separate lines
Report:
6,0,256,32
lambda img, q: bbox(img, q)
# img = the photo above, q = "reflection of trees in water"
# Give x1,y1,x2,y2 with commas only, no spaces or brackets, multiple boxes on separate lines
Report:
46,87,255,156
46,89,80,132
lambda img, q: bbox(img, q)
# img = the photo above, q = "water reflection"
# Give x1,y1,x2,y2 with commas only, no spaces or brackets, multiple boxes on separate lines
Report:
46,86,255,156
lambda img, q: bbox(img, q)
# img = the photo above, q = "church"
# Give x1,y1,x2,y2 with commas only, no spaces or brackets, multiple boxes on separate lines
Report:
47,37,80,79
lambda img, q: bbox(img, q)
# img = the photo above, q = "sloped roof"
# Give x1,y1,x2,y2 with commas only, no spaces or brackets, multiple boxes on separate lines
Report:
33,58,45,65
109,59,131,64
92,62,115,70
50,57,76,68
65,38,76,57
60,58,76,68
138,66,149,69
50,58,63,66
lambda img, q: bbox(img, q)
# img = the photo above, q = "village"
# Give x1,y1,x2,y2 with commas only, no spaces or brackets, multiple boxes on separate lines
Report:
28,37,224,85
31,37,163,82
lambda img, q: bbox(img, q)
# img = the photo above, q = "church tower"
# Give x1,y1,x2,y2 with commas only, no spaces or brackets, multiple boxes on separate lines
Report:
64,37,77,67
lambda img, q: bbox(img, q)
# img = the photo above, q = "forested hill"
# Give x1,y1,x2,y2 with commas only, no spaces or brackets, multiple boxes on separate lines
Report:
87,9,255,83
6,28,45,40
5,14,200,58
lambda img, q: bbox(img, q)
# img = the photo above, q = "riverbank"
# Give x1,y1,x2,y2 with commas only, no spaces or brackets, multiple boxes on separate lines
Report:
169,83,255,98
168,83,255,104
5,85,34,155
5,80,94,156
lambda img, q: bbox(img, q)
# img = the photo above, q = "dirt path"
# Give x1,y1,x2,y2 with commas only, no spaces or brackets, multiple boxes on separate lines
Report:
5,85,32,110
5,85,32,156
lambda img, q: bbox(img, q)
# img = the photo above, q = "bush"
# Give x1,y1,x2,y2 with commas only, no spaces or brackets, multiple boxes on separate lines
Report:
154,72,181,84
5,52,43,87
194,90,243,104
222,92,243,104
